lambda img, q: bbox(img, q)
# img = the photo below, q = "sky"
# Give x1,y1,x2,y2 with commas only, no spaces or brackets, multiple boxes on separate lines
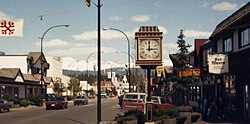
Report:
0,0,249,70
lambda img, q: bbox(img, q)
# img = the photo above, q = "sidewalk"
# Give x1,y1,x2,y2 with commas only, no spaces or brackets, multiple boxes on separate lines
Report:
11,105,42,111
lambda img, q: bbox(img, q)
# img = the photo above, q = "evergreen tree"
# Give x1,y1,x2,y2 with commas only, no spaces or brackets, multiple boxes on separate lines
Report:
176,29,191,69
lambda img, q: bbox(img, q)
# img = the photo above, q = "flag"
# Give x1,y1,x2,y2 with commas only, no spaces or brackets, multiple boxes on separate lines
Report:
0,19,23,37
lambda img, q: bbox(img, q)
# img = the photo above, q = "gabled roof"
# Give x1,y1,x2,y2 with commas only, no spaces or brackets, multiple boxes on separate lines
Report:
27,52,42,65
23,73,40,82
210,2,250,39
27,52,49,68
0,68,23,79
33,74,52,85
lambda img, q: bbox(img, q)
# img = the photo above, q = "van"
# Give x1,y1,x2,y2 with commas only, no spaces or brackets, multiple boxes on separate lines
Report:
122,92,146,111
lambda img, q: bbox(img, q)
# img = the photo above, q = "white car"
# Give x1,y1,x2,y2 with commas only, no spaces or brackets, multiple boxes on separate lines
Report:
101,92,107,98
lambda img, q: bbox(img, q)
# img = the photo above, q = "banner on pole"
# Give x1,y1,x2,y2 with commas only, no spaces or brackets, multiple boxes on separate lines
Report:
0,19,23,37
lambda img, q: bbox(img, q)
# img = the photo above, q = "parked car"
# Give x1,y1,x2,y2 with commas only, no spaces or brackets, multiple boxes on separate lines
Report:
45,97,68,110
152,96,174,110
101,92,107,98
74,95,88,105
0,99,11,113
87,94,95,99
122,92,146,111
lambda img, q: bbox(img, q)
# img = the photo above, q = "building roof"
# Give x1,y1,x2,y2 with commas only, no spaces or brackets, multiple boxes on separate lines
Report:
27,52,49,68
135,26,163,38
0,68,22,79
210,2,250,39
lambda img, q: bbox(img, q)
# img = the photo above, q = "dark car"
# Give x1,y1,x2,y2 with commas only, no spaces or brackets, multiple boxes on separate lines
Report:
0,99,11,113
45,97,68,110
74,95,88,105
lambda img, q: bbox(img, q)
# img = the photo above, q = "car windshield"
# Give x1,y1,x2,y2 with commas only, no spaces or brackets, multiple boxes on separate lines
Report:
152,97,159,103
76,96,83,99
48,97,58,101
125,94,141,99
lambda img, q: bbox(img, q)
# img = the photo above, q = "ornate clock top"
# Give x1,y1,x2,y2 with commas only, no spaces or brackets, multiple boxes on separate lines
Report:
135,26,163,69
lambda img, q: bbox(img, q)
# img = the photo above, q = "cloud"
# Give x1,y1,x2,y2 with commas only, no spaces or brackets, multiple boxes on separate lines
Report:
0,11,14,19
73,29,134,41
109,15,122,21
158,26,168,35
36,39,69,47
212,2,238,11
184,29,211,38
47,46,117,57
75,25,168,41
74,43,92,47
131,15,150,22
72,31,96,41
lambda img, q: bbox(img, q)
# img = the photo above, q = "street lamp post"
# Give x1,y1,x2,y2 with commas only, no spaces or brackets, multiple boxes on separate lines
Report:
86,51,103,80
40,24,69,103
116,51,134,91
84,0,102,123
103,28,131,92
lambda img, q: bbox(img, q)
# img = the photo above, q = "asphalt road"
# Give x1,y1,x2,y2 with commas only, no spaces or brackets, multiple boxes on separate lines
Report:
0,97,121,124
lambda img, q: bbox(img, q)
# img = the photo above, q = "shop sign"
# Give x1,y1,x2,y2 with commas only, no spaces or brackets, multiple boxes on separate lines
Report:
156,66,164,76
179,68,200,77
208,53,229,74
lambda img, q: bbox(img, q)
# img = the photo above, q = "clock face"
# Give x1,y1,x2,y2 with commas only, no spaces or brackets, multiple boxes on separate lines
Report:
139,39,161,60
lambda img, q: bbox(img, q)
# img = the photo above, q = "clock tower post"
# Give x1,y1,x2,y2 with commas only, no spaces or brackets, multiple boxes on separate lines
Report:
135,26,163,122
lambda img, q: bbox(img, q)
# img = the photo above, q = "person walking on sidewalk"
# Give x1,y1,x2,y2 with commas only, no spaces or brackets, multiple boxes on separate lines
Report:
216,97,225,119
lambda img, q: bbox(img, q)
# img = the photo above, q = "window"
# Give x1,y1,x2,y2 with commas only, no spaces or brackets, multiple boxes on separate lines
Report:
240,28,250,47
223,37,232,52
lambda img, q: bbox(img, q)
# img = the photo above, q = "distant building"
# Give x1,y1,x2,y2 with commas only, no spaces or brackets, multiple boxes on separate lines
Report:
0,52,50,99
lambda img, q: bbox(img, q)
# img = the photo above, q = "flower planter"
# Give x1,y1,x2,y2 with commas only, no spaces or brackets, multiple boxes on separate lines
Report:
179,112,191,124
161,118,176,124
191,113,201,123
176,116,187,124
121,120,137,124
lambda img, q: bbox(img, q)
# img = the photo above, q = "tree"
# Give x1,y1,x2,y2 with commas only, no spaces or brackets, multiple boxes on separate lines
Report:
68,74,82,97
53,77,64,96
176,29,191,69
173,29,192,105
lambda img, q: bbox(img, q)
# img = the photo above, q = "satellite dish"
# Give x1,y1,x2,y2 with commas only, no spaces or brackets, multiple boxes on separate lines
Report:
85,0,91,7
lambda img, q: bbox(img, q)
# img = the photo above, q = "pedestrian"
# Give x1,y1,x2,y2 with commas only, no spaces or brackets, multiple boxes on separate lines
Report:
216,97,225,119
197,96,202,112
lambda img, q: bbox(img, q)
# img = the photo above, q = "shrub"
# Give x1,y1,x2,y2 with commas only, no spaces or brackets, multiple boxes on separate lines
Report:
115,110,145,124
20,99,34,107
28,96,42,106
153,108,179,121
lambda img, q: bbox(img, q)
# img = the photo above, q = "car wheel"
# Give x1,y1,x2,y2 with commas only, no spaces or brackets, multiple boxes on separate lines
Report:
0,108,2,113
7,108,10,112
46,106,50,110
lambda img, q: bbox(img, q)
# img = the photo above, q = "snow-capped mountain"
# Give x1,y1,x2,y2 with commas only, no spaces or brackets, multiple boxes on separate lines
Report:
62,57,173,71
62,57,126,71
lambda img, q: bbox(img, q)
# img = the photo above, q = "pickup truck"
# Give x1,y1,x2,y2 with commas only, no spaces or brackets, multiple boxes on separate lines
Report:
122,92,174,112
151,96,174,110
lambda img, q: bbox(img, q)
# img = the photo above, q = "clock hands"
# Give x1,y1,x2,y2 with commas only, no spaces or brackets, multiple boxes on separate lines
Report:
147,41,151,52
147,41,158,52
